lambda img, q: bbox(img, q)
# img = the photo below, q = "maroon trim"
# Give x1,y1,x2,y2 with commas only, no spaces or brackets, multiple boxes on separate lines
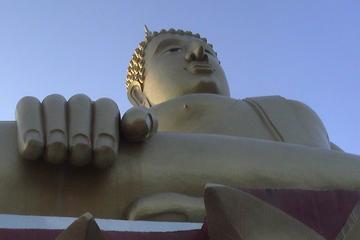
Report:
242,189,360,239
0,228,208,240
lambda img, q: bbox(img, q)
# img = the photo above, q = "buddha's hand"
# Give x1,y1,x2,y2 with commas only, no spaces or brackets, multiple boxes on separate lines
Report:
15,94,157,168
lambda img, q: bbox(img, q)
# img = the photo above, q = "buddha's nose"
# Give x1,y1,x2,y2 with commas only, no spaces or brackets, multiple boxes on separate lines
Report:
185,43,207,62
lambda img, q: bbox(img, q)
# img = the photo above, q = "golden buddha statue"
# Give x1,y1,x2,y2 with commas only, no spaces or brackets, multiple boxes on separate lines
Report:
0,28,359,229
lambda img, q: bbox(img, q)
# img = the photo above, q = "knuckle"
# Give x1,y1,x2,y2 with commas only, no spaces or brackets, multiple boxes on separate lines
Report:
43,94,66,103
68,94,92,119
124,107,147,119
94,98,119,112
95,97,116,105
17,96,40,108
121,107,156,142
122,108,146,128
68,94,91,103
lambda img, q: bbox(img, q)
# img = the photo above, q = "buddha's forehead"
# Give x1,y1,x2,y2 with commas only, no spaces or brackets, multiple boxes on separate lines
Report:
145,33,210,57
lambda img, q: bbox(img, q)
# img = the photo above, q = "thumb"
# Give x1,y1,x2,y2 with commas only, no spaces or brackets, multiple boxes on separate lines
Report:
121,107,158,142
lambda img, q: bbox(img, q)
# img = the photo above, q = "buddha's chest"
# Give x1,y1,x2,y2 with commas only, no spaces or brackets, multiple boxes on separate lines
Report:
151,94,330,149
151,95,275,141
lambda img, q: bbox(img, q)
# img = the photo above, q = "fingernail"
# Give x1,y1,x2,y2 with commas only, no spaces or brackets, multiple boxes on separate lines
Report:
46,130,67,164
48,130,66,144
22,130,43,160
94,135,115,168
24,130,42,143
70,134,91,166
96,135,114,149
72,134,89,145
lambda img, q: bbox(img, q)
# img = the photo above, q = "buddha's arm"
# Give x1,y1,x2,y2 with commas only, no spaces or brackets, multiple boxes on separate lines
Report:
0,121,360,219
134,132,360,191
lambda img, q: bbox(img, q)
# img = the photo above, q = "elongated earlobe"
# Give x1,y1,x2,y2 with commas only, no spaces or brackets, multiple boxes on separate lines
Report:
127,83,151,108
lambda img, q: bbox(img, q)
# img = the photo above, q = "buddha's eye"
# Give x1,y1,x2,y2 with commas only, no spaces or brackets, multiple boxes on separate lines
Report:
166,47,182,53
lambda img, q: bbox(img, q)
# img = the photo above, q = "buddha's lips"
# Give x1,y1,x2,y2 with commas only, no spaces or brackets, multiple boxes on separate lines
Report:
188,62,213,74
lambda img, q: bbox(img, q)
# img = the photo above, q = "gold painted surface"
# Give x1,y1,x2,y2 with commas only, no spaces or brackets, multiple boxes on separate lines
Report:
1,121,360,220
1,29,359,224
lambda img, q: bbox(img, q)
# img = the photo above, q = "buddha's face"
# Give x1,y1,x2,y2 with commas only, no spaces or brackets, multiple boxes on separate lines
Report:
141,33,230,105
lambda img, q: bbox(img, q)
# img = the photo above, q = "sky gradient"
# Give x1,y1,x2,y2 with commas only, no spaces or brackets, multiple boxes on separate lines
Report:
0,0,359,154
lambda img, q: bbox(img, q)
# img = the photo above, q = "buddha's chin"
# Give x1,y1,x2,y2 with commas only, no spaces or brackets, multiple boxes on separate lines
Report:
185,81,221,95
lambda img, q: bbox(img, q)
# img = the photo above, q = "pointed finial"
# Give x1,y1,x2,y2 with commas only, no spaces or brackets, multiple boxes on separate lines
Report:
144,25,152,37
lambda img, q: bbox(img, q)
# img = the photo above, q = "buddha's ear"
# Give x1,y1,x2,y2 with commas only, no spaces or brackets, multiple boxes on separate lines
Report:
127,82,151,108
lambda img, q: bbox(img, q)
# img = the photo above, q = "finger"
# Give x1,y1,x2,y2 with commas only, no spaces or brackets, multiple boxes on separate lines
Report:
68,94,92,166
121,107,158,142
16,96,44,161
93,98,120,168
42,94,68,164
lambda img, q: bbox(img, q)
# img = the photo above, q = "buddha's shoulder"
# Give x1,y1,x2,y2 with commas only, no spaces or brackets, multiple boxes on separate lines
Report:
239,95,316,113
243,95,326,127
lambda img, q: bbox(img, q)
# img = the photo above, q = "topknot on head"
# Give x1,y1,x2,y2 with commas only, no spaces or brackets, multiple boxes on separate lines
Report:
126,27,217,91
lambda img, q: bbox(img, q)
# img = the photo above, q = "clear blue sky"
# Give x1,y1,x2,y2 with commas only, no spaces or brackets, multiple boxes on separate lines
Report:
0,1,359,154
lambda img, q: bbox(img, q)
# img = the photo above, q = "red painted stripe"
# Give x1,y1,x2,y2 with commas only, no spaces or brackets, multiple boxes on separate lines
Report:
242,189,360,239
0,228,208,240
